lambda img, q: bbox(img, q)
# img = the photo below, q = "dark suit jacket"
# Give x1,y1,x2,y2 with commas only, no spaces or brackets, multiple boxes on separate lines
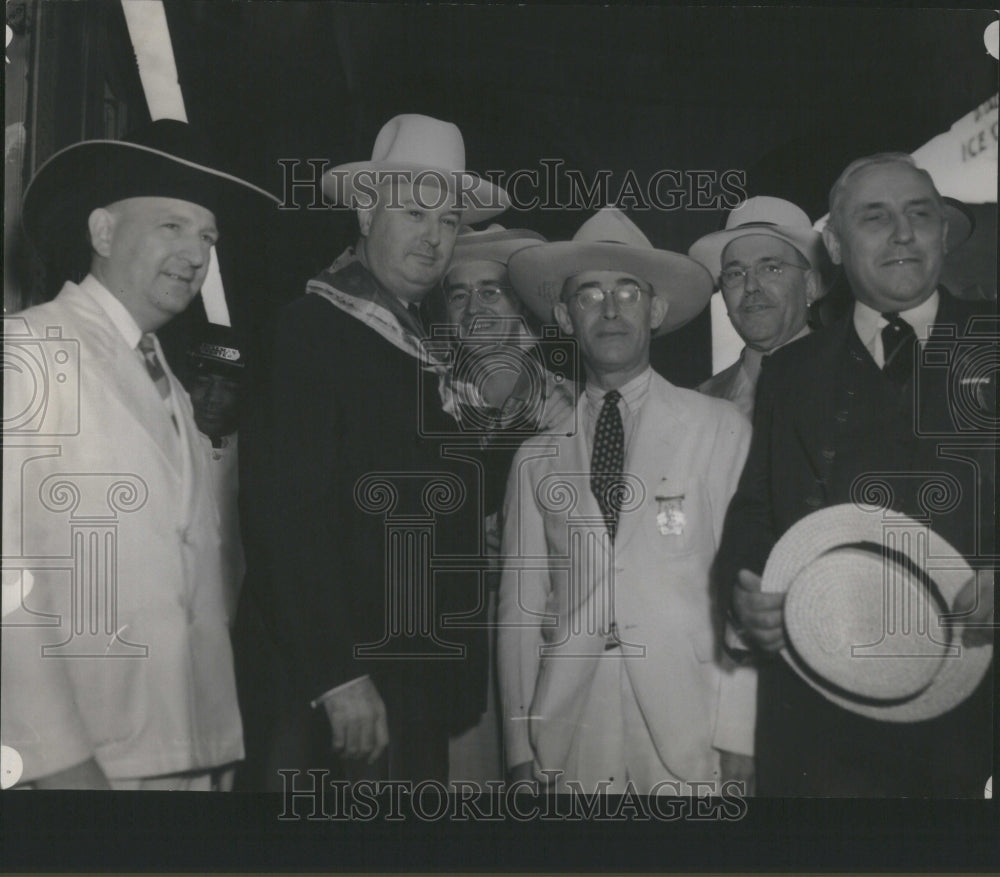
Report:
716,290,995,795
235,288,488,786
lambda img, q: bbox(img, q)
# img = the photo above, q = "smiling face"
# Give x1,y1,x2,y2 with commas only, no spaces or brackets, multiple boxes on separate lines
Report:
720,235,818,352
823,161,948,312
358,180,461,303
554,268,667,389
89,197,218,332
444,259,525,342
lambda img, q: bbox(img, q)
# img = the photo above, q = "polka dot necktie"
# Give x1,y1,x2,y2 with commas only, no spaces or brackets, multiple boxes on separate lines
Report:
591,389,625,540
880,312,917,387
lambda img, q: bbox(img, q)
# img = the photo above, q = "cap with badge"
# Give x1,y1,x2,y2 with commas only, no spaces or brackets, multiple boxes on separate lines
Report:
185,324,246,380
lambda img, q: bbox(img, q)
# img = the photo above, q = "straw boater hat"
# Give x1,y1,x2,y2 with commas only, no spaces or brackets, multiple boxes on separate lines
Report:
21,119,279,252
445,224,547,274
687,195,829,285
761,503,992,722
507,207,714,335
323,114,509,224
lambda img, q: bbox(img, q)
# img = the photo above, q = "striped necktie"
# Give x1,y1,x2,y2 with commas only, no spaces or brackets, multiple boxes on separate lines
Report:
137,334,172,402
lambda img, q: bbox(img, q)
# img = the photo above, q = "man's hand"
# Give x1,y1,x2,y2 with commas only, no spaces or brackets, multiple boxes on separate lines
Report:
33,757,111,790
507,760,547,792
953,571,995,648
732,569,786,654
718,750,755,797
320,676,389,764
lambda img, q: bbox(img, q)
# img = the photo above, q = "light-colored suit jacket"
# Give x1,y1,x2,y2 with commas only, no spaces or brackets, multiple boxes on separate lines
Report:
2,279,243,782
497,372,755,783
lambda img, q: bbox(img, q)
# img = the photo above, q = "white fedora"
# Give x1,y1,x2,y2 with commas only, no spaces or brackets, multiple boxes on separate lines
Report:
507,207,713,335
323,114,508,224
762,503,992,722
688,195,829,286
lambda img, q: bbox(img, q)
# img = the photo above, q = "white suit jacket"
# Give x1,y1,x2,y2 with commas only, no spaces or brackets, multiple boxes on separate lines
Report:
497,372,756,782
2,278,243,782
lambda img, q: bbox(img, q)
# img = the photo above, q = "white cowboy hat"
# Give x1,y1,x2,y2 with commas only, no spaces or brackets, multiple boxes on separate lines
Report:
507,207,713,335
762,503,992,722
688,196,829,286
322,114,508,224
445,225,547,275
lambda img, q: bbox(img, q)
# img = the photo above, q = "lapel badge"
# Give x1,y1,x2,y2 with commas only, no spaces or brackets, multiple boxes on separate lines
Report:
654,478,685,536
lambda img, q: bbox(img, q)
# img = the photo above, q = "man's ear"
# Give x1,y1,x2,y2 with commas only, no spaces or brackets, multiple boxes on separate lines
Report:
553,301,574,335
804,268,822,305
357,206,374,237
822,225,842,265
88,208,116,257
649,294,668,331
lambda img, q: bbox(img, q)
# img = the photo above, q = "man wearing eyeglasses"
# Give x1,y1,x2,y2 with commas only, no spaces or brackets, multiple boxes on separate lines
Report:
496,208,757,795
689,197,827,420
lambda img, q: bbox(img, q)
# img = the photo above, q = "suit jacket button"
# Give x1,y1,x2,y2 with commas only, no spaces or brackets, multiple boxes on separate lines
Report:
805,496,822,509
835,409,849,422
821,448,835,461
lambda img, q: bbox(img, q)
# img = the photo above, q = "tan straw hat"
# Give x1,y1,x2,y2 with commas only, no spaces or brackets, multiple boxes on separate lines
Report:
507,207,713,335
762,503,992,722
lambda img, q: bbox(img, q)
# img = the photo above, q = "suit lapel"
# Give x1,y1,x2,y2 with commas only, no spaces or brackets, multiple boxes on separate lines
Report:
615,376,679,555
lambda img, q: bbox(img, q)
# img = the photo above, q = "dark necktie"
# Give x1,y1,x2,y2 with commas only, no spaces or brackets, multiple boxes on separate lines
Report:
591,389,625,540
880,312,917,386
406,301,425,337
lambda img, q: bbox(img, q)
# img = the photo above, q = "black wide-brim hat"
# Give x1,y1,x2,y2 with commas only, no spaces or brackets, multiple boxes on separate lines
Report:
22,119,279,253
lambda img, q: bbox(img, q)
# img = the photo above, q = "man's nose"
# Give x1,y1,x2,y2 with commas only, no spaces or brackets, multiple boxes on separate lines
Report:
891,213,916,243
601,291,620,319
422,218,442,247
742,268,761,293
180,231,210,266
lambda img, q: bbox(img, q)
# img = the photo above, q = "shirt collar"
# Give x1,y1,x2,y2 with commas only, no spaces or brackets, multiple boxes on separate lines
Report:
742,324,811,382
854,289,940,347
585,366,652,415
79,273,144,350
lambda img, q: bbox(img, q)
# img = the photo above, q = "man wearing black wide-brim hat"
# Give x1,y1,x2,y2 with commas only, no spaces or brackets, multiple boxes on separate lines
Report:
2,120,278,789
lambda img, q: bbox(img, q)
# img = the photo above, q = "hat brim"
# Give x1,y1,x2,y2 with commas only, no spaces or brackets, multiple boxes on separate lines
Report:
762,503,991,722
688,223,829,294
22,139,279,253
446,233,546,271
323,161,508,224
507,241,714,335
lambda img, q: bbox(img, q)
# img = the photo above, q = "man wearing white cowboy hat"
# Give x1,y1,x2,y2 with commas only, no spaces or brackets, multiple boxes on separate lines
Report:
2,119,278,790
235,115,507,788
689,196,828,419
717,153,994,796
497,207,757,795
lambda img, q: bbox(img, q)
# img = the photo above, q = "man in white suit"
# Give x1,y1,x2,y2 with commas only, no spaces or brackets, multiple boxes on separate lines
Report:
1,120,277,789
499,208,756,795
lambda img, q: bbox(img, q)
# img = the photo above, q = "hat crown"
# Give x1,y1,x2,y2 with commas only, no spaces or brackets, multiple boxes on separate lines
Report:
572,207,653,249
370,114,466,172
726,196,812,231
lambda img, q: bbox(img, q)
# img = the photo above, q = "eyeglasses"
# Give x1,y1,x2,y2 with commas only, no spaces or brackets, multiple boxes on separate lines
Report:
567,281,645,311
719,258,809,290
445,283,512,307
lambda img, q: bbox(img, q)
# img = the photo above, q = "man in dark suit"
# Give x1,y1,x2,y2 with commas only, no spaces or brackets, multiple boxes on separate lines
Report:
717,153,994,796
235,115,508,789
